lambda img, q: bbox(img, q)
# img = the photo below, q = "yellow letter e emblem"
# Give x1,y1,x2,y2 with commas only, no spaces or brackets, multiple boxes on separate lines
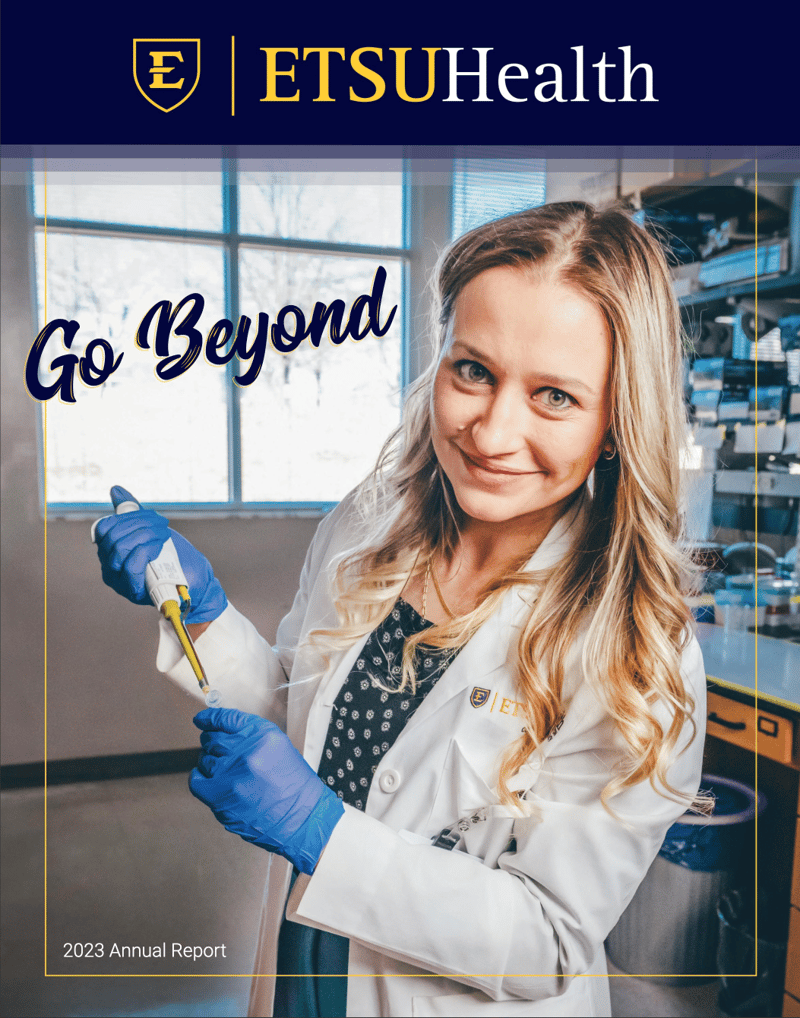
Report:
134,39,200,112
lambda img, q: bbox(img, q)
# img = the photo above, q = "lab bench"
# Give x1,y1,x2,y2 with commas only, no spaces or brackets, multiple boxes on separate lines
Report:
695,624,800,1016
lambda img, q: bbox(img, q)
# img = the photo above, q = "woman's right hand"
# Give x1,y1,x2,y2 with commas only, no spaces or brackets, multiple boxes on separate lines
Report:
93,486,228,625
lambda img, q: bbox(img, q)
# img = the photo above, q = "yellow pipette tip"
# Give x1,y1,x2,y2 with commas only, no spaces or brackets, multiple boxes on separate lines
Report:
160,599,207,691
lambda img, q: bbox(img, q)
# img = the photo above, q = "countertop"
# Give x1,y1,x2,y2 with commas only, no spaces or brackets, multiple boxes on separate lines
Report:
696,622,800,712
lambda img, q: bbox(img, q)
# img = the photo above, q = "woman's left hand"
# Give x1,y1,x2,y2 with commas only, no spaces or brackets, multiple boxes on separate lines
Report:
189,708,344,874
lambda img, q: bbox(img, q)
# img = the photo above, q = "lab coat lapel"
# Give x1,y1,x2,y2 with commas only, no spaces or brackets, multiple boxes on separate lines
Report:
298,631,371,769
395,495,587,736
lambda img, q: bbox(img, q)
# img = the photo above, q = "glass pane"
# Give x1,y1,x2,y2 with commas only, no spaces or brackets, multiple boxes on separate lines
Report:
238,170,404,248
36,232,228,503
33,166,223,231
239,250,403,502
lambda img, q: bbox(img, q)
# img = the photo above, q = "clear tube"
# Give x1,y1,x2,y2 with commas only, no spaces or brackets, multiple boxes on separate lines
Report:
204,688,223,708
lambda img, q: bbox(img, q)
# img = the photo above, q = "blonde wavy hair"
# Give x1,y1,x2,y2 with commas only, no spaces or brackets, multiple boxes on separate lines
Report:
311,200,702,815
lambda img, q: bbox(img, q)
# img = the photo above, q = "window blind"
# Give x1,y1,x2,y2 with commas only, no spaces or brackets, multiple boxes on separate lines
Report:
452,153,546,238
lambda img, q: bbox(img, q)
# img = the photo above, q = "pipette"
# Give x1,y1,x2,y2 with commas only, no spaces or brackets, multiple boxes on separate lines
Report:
92,487,222,708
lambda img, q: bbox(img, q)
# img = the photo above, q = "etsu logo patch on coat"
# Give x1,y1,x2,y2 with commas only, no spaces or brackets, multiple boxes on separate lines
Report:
470,687,491,708
470,686,527,721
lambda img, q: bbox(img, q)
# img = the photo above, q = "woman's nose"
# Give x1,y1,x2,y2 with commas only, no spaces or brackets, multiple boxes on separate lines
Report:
470,389,527,456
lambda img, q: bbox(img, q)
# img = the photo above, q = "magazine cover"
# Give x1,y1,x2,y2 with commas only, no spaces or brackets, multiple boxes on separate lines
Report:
2,5,799,1017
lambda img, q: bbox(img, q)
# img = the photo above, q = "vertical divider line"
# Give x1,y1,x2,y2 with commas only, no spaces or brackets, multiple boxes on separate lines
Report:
223,151,242,504
231,37,236,117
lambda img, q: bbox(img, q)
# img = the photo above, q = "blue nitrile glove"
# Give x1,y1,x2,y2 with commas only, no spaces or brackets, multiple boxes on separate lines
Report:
189,708,345,875
94,485,228,624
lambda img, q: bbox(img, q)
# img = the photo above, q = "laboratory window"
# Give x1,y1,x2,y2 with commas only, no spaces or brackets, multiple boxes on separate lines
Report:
32,158,407,514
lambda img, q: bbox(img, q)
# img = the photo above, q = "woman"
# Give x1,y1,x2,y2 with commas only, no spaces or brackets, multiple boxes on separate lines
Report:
96,201,707,1018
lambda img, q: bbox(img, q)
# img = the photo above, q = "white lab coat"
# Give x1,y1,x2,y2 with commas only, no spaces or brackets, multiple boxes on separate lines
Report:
157,493,707,1018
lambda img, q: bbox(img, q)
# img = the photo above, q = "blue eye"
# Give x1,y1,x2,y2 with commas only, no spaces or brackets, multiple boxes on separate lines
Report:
454,360,491,384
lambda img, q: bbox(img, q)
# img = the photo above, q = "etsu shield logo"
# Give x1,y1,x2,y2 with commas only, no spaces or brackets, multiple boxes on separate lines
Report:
134,39,200,112
470,687,491,709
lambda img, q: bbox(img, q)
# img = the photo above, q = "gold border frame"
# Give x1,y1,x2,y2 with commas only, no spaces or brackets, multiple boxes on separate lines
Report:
37,155,769,983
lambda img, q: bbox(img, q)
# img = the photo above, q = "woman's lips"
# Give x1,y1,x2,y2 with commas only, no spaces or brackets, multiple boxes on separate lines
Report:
456,446,540,478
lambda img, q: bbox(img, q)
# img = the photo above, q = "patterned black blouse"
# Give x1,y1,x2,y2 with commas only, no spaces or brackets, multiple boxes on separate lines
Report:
273,597,462,1018
317,597,461,809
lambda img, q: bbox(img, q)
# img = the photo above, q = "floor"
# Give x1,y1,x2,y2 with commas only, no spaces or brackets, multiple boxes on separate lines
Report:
607,958,723,1018
1,773,267,1017
2,772,727,1017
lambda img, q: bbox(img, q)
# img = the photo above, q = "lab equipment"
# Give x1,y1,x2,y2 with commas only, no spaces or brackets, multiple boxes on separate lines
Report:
92,486,222,706
189,708,344,875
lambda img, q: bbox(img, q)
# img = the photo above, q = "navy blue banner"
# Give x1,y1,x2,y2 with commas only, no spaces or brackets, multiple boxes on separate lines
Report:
1,3,796,146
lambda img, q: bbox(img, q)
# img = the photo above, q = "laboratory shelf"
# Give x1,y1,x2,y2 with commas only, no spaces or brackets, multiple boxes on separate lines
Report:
678,271,800,310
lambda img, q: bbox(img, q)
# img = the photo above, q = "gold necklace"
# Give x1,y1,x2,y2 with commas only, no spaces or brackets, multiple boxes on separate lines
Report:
430,561,455,618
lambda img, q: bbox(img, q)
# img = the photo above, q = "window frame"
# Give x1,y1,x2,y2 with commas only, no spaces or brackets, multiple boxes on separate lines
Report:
32,155,413,518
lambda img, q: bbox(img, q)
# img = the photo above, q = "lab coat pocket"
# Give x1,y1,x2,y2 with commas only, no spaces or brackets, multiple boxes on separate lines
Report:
457,803,517,869
429,737,498,825
429,739,516,868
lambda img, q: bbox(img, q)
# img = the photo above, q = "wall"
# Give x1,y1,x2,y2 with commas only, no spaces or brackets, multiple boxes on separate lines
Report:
2,175,46,765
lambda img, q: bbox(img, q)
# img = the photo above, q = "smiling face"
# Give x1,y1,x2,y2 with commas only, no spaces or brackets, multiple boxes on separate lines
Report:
431,266,613,539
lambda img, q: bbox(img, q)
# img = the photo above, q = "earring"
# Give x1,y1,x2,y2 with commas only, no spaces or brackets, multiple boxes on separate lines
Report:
602,444,616,460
